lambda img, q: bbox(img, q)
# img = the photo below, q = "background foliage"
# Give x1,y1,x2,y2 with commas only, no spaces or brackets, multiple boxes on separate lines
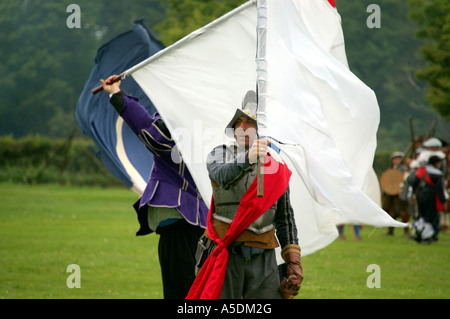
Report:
0,0,165,138
0,0,448,152
0,134,121,186
408,0,450,121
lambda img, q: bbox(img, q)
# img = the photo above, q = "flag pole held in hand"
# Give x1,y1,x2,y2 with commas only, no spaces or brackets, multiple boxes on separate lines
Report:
256,0,267,197
92,73,125,95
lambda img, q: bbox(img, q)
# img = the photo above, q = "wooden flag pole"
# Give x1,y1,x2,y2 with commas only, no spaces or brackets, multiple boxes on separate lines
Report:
91,73,125,95
257,141,265,197
256,0,267,197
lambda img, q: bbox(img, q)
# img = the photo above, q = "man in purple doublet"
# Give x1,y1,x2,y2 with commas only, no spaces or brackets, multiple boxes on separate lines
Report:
101,76,207,299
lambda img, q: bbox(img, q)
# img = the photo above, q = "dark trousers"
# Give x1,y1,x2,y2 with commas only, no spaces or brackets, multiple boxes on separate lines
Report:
156,219,204,299
220,248,281,299
417,191,440,240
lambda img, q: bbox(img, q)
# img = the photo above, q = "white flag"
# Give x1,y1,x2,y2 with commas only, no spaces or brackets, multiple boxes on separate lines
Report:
127,0,406,257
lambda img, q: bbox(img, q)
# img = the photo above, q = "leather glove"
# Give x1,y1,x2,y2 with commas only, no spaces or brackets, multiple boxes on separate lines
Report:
280,244,303,299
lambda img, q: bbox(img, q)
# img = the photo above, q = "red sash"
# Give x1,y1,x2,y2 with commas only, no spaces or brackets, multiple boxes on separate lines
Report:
186,154,291,299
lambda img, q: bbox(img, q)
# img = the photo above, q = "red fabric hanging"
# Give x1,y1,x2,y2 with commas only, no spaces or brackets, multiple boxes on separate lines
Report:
186,154,292,299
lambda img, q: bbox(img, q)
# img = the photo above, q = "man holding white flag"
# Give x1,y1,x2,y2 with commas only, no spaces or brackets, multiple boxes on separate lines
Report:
127,0,406,262
187,90,302,299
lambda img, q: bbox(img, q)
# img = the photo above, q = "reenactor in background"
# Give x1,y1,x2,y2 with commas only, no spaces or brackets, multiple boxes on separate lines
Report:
380,152,410,236
407,155,448,243
408,136,449,239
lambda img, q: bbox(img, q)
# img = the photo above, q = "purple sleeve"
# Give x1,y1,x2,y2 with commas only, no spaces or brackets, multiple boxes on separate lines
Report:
118,94,175,155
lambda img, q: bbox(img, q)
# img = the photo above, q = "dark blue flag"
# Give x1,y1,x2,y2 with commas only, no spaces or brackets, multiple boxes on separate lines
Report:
76,21,164,193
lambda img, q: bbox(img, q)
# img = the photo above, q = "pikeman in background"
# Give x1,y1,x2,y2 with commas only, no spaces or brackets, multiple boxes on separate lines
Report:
380,151,411,236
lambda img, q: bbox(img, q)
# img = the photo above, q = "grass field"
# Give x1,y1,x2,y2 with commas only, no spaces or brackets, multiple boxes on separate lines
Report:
1,182,449,299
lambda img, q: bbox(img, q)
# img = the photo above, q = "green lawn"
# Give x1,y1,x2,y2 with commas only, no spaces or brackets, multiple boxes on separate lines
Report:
301,225,450,298
1,182,449,299
0,182,162,299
